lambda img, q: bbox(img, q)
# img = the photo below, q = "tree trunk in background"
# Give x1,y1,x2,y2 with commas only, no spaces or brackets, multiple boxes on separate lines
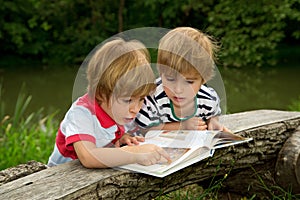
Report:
118,0,125,32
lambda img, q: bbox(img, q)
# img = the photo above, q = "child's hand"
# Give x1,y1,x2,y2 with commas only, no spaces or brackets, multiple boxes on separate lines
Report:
182,117,207,130
115,133,145,147
207,117,231,132
127,144,171,166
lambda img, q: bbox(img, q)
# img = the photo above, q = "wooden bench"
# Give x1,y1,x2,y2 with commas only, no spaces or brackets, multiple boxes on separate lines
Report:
0,109,300,199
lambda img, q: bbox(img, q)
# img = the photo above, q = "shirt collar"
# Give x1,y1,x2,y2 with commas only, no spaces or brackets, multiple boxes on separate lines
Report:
77,94,117,128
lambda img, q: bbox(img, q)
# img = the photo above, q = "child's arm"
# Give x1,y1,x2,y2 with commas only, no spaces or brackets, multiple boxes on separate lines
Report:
140,117,231,132
141,117,207,131
73,140,171,168
144,119,228,134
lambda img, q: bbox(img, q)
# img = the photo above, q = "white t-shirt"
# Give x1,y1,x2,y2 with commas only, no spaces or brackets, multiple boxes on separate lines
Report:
47,94,127,166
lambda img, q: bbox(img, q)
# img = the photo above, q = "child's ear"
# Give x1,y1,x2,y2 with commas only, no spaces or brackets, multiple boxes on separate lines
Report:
97,94,112,108
95,93,107,105
201,78,206,85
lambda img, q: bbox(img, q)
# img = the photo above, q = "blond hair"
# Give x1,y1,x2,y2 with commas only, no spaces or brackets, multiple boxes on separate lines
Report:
157,27,219,82
86,38,156,103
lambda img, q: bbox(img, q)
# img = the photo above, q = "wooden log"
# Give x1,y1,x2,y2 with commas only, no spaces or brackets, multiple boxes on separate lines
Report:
275,126,300,193
0,160,47,186
0,109,299,199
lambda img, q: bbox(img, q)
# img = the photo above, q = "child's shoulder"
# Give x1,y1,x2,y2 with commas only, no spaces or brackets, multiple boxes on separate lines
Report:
64,94,96,117
155,77,162,85
200,84,216,93
153,79,166,97
198,85,218,100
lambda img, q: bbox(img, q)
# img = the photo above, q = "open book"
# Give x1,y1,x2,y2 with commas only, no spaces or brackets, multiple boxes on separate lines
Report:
118,130,253,178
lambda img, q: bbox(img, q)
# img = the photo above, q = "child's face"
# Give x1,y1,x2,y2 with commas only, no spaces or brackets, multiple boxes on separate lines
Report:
101,96,145,125
162,72,202,108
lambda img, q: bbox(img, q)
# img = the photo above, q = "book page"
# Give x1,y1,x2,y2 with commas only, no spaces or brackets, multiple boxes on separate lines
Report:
143,130,207,148
209,131,253,149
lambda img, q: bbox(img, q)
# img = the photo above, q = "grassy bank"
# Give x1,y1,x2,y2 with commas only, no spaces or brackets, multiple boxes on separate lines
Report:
0,85,59,170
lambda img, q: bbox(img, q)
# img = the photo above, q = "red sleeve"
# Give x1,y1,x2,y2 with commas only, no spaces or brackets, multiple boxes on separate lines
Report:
56,129,96,159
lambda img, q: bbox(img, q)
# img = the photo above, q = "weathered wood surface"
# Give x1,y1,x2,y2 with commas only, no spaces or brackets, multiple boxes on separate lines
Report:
0,109,300,199
0,160,47,186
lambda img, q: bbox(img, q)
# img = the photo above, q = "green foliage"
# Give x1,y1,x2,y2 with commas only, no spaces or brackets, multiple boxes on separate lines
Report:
207,0,300,67
0,84,59,170
33,0,119,63
0,0,299,66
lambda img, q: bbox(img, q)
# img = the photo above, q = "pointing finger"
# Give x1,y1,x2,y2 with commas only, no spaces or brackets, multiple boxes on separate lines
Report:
156,147,171,164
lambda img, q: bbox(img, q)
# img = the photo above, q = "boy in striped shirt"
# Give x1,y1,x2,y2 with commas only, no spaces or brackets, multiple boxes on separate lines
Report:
135,27,229,132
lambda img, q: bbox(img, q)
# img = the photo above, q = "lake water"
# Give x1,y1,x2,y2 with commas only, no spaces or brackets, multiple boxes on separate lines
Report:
0,62,299,120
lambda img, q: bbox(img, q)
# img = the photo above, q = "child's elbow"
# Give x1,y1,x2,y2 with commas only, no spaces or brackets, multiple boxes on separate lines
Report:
80,160,96,168
78,156,107,169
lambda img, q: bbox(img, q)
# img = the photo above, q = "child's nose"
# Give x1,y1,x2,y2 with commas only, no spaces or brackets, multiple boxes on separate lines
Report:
129,102,141,114
174,83,183,93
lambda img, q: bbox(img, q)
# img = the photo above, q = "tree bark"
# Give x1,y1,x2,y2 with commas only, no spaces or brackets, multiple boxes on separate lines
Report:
275,126,300,193
0,160,46,186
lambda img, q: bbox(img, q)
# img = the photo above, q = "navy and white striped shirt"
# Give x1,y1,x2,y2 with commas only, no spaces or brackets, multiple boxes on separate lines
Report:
135,77,221,128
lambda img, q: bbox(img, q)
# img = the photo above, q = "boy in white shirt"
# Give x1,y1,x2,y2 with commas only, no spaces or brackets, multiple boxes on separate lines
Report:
48,38,170,168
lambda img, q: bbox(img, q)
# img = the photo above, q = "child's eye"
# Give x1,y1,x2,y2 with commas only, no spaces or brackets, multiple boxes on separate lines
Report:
187,80,194,84
121,99,132,104
166,77,175,82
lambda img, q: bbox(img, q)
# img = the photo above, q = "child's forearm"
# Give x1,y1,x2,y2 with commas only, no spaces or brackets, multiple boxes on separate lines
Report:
74,141,171,168
74,141,136,168
89,147,138,168
144,120,205,131
144,122,182,131
161,122,184,130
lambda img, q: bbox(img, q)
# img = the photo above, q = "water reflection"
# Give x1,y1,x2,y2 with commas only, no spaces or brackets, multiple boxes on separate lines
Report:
0,66,78,120
220,65,300,113
0,64,299,120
